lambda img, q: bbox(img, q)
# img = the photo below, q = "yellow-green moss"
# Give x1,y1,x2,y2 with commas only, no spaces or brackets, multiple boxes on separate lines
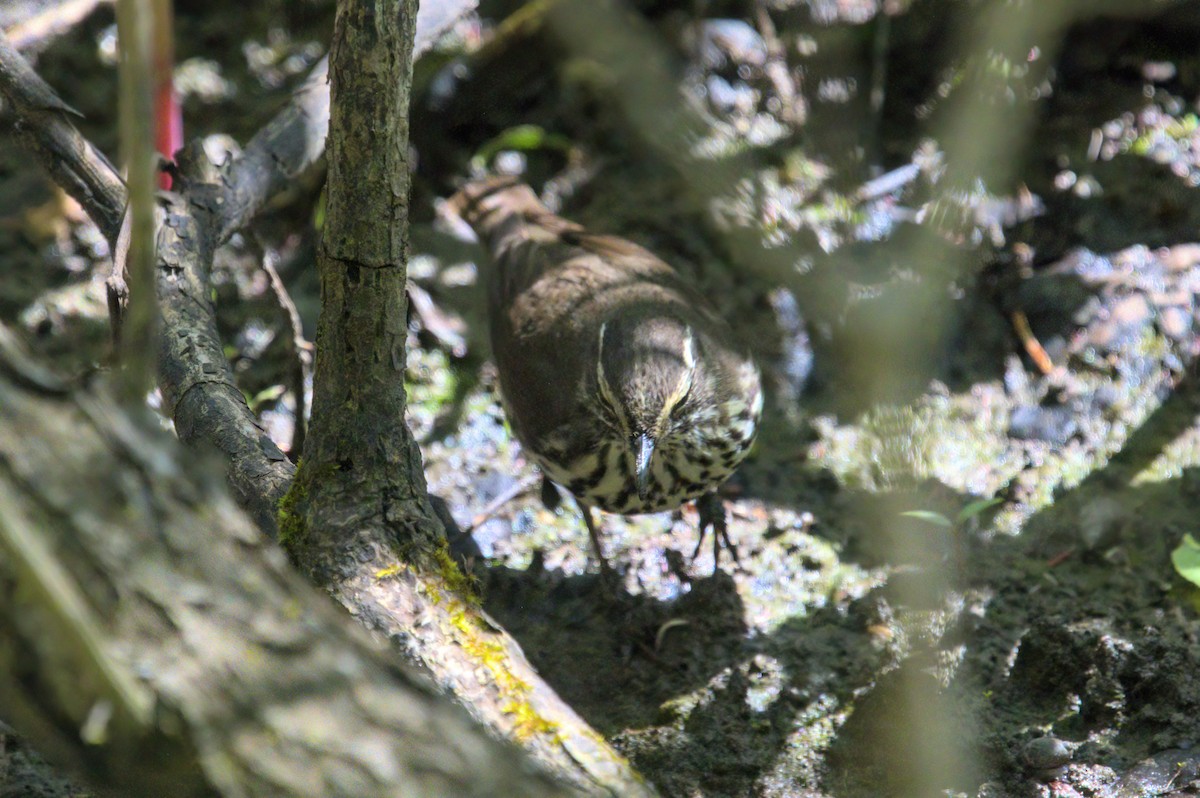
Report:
277,460,340,552
501,698,561,741
432,537,480,605
438,586,561,744
375,563,404,579
277,468,309,552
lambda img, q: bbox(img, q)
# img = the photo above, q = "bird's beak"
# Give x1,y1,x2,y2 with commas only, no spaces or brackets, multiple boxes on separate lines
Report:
634,432,656,500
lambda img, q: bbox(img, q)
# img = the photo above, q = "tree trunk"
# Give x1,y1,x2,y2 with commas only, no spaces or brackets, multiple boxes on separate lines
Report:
284,4,657,794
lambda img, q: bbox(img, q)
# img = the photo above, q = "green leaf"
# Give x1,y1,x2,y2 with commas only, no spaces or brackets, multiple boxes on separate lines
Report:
1172,533,1200,588
471,124,574,168
247,384,287,413
956,497,1002,524
900,510,953,528
313,188,327,230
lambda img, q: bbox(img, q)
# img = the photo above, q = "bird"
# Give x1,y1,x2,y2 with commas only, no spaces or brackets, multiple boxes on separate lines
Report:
446,176,762,566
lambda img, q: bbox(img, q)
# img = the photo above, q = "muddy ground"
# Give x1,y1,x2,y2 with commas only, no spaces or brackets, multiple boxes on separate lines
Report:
5,1,1200,796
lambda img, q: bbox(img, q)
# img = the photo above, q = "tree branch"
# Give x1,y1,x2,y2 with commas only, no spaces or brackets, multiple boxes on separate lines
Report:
0,323,569,798
0,33,125,239
0,0,474,526
0,31,294,530
112,0,163,398
2,7,654,795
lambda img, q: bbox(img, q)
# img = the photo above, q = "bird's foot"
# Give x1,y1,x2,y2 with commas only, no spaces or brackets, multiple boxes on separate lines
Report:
692,492,738,569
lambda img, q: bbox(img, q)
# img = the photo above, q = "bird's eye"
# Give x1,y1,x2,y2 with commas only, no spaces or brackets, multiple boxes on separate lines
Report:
594,356,630,430
669,389,690,418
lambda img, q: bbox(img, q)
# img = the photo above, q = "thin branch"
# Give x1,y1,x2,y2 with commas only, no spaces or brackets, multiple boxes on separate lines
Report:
0,32,125,239
212,2,470,244
105,197,133,349
213,56,330,244
114,0,162,400
261,247,311,458
753,1,804,127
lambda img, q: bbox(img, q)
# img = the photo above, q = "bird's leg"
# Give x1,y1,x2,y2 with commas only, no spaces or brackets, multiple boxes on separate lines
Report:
692,492,738,568
575,498,612,573
552,479,614,575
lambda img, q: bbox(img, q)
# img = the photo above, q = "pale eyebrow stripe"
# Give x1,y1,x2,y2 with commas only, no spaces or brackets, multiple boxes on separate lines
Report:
596,321,607,392
596,321,629,430
654,328,694,437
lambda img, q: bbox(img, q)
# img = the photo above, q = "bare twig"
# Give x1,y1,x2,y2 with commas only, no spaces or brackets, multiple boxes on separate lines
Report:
105,203,133,349
260,248,311,459
856,162,920,203
0,32,125,239
466,472,541,532
753,2,803,127
1011,309,1056,376
113,0,164,400
407,280,468,356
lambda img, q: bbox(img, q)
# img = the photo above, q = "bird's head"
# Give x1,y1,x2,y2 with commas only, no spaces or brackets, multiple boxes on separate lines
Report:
593,314,707,501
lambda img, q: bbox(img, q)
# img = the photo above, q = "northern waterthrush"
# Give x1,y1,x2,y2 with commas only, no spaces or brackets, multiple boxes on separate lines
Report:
448,177,762,563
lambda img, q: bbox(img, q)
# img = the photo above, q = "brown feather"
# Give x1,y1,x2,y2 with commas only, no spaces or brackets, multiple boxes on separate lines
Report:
449,177,761,517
